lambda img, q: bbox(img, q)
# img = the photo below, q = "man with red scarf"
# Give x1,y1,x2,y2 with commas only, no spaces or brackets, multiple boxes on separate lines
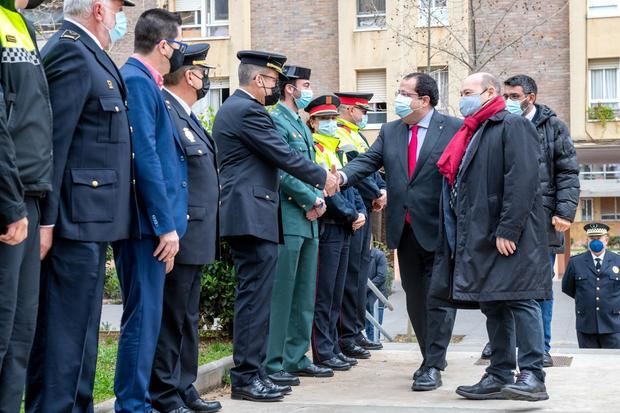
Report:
431,73,551,402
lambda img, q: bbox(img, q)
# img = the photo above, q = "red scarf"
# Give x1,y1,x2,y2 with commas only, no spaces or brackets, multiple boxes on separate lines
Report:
437,95,506,186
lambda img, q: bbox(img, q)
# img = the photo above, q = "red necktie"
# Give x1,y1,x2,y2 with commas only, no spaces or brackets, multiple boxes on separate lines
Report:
406,125,419,224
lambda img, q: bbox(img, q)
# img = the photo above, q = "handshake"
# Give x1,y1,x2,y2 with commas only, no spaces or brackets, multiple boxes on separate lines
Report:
306,197,327,221
323,164,342,197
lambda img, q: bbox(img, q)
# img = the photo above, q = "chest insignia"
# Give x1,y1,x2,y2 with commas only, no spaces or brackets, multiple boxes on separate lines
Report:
107,80,114,89
183,127,196,143
613,266,619,274
5,35,16,43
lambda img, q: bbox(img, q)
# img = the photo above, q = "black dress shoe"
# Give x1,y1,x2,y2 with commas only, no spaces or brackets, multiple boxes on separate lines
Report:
543,351,554,368
290,363,334,377
186,397,222,412
501,370,549,401
317,357,351,371
262,377,292,395
356,336,383,350
412,364,424,380
337,352,358,366
163,408,193,413
411,367,442,391
456,373,510,400
342,345,371,359
481,342,493,359
267,370,300,386
231,377,284,402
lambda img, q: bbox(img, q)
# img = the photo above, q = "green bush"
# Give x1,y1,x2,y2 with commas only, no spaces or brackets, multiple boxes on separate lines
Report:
588,104,616,127
103,246,121,302
200,241,236,337
609,235,620,249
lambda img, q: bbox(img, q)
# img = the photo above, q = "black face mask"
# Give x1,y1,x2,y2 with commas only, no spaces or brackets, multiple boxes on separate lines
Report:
196,76,210,100
263,83,280,106
168,48,185,74
25,0,45,8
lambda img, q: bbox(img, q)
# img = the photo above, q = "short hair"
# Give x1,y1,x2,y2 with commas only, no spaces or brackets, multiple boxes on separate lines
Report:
134,9,182,55
163,66,192,87
480,73,501,94
402,72,439,107
238,63,264,86
504,74,538,95
64,0,107,18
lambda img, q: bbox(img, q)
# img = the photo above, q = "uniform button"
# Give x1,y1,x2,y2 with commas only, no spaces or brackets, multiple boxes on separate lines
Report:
597,307,600,311
187,214,190,220
131,179,136,185
596,297,600,301
219,201,222,206
130,126,134,133
288,197,292,201
315,184,319,188
265,195,270,200
125,100,128,107
597,287,600,291
91,180,99,187
198,149,203,155
182,181,187,188
180,156,185,161
114,106,120,112
132,152,135,159
219,185,222,190
301,204,306,208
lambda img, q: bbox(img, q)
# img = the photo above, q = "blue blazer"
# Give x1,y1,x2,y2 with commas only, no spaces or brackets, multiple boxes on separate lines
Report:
120,57,188,238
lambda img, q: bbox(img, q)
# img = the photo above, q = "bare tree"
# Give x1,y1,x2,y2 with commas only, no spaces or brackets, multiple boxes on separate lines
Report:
22,0,64,41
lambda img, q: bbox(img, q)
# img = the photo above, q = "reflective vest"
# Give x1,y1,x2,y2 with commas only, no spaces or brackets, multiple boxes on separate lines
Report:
336,118,370,156
313,133,346,171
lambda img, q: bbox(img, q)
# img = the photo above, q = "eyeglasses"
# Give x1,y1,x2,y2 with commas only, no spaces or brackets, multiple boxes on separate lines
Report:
395,90,419,98
259,73,278,82
163,39,188,54
503,93,528,101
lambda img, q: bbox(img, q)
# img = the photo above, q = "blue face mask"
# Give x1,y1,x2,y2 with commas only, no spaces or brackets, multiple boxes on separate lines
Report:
318,119,338,137
107,11,127,45
589,239,605,253
505,98,526,116
394,94,414,118
459,94,482,117
358,114,369,129
294,89,313,110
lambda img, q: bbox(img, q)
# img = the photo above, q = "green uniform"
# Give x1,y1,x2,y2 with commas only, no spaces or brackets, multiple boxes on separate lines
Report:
265,101,323,373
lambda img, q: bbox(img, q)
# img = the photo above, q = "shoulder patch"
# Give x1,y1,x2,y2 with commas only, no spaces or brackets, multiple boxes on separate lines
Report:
60,30,80,41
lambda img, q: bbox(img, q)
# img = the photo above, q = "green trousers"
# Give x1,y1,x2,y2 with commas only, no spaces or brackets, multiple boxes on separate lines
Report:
265,235,318,373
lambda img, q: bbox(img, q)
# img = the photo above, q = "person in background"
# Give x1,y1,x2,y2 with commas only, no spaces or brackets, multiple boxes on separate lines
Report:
563,223,620,349
365,247,389,342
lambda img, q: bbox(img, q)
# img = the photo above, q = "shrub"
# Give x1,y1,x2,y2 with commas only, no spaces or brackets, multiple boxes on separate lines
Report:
104,246,121,302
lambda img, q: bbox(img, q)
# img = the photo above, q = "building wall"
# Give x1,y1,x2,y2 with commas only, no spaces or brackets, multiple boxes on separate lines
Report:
249,0,340,97
109,0,161,67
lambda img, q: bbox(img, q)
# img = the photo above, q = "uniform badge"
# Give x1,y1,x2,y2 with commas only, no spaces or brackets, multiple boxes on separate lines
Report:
107,80,114,89
183,127,196,143
613,266,619,274
5,35,16,43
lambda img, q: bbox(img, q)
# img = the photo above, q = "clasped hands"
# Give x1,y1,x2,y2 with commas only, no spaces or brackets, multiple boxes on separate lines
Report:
306,197,326,221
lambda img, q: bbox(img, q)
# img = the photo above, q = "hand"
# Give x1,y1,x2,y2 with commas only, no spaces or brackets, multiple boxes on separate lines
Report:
372,189,387,212
551,216,571,232
154,230,179,262
305,208,320,221
323,165,340,197
0,217,28,246
305,198,326,221
165,258,175,274
352,213,366,231
496,237,516,256
40,226,54,260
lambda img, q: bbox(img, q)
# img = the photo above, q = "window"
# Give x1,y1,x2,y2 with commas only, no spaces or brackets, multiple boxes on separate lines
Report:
601,197,620,220
589,60,620,117
579,163,620,180
356,70,387,125
177,0,229,39
192,77,230,116
422,66,449,113
357,0,386,29
581,198,594,221
418,0,449,27
22,3,63,40
588,0,620,17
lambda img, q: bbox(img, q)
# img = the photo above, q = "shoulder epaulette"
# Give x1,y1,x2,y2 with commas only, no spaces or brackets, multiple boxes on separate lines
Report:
60,30,80,41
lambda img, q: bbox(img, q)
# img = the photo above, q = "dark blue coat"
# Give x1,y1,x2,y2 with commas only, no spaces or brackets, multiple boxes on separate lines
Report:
121,58,188,238
562,250,620,334
162,90,219,265
212,89,327,243
39,21,134,241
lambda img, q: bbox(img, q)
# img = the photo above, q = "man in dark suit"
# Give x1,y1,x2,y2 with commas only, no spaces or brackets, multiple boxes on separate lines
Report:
24,1,135,411
563,223,620,349
212,50,339,402
148,44,222,413
113,9,189,412
339,73,461,391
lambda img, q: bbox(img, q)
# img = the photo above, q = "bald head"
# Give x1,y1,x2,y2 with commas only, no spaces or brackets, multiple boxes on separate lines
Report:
462,72,501,98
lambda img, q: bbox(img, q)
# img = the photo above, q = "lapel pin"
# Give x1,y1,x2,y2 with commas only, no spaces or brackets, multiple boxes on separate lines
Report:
107,80,114,89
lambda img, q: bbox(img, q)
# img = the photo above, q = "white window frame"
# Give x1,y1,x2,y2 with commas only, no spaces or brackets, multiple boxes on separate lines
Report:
600,197,620,220
192,77,230,117
356,69,387,128
580,163,620,180
179,0,229,40
588,60,620,118
356,0,386,30
417,0,449,27
581,198,594,221
588,0,620,18
422,66,449,113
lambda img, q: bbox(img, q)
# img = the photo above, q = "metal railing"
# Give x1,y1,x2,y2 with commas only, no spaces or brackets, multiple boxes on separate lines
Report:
365,279,395,342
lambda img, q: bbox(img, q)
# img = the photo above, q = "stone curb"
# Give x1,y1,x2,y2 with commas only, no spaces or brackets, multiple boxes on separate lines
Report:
94,355,234,413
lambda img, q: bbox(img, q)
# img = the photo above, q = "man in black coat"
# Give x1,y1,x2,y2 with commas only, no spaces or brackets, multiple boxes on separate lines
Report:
25,1,136,411
148,44,221,413
339,73,462,391
431,72,551,402
212,50,339,402
563,223,620,349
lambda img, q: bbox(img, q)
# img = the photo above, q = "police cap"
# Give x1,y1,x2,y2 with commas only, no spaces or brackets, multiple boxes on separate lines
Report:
281,65,311,81
237,50,287,75
305,95,340,117
584,222,610,236
335,92,373,111
183,43,214,69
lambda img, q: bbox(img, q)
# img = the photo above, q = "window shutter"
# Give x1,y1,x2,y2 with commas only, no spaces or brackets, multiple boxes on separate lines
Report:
356,70,387,102
209,77,229,89
175,0,202,12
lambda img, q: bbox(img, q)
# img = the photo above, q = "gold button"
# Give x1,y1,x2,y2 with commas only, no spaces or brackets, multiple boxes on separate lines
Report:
91,180,99,187
114,106,120,112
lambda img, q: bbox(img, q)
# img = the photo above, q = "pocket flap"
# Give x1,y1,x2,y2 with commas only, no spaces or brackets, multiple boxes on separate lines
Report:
185,144,208,157
99,96,126,113
610,274,620,281
253,186,276,203
71,169,117,187
576,275,587,281
187,206,206,221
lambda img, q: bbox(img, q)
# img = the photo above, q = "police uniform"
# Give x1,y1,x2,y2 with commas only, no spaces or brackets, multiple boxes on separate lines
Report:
212,51,327,400
25,14,137,413
562,223,620,348
334,92,386,355
148,44,222,413
264,66,327,379
305,96,366,370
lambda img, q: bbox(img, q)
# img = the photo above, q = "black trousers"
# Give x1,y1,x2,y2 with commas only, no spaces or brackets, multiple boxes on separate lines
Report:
577,332,620,349
397,223,455,370
312,224,351,363
226,235,278,387
0,197,40,413
339,220,372,347
480,300,545,383
150,263,203,411
26,238,108,413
